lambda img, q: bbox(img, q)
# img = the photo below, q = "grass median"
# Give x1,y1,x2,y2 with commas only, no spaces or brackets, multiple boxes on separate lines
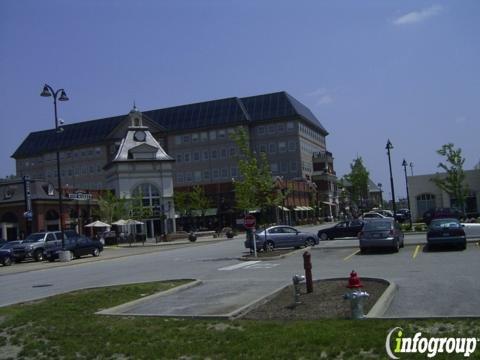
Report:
1,281,479,359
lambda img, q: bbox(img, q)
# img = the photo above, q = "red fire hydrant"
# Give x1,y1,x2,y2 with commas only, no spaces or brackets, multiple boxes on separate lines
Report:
347,270,363,289
303,251,313,293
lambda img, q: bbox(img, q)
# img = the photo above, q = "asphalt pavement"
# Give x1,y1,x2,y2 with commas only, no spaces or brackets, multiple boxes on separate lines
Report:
1,223,479,319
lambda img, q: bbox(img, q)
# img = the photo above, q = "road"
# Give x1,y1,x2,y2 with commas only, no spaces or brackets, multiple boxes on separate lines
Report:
1,227,479,317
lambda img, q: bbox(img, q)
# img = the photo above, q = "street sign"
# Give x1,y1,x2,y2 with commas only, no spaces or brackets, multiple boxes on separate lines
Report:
243,214,256,229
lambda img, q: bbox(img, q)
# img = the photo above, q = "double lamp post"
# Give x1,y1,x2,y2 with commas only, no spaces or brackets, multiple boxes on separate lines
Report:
40,84,69,249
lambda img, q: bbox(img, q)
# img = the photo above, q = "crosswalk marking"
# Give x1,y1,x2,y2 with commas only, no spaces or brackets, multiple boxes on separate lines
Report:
217,261,279,271
218,261,260,271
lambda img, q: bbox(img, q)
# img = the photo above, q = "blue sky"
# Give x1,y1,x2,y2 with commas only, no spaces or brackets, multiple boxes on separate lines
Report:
1,1,479,199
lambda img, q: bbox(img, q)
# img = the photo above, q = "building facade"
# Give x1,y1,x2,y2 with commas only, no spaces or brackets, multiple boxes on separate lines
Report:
407,170,480,221
11,91,335,234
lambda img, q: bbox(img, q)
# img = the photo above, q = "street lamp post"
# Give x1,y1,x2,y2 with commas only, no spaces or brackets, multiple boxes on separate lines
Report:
41,84,69,249
402,159,413,228
377,183,383,208
385,140,397,217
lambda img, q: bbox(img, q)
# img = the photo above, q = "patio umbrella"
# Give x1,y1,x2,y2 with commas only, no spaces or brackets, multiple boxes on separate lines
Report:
84,220,111,227
112,219,128,226
126,219,144,225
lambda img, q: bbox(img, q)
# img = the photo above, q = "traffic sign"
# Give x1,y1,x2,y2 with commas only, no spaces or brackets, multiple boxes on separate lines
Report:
243,214,256,229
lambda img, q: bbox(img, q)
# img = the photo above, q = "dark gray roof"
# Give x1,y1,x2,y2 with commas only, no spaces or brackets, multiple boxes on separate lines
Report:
13,92,328,158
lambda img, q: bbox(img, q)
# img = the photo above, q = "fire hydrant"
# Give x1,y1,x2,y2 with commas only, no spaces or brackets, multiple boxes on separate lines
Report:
343,270,369,319
292,274,305,305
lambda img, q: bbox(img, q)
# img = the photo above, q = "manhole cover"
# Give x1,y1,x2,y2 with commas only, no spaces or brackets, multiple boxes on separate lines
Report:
32,284,53,288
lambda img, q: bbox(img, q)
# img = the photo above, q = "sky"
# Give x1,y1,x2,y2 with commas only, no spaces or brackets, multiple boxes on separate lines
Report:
1,0,479,200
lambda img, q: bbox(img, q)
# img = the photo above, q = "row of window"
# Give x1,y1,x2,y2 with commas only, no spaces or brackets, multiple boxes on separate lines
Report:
255,121,295,135
176,167,239,183
21,148,103,168
174,127,237,145
300,140,323,157
45,164,103,178
175,147,237,163
256,140,297,154
299,123,323,143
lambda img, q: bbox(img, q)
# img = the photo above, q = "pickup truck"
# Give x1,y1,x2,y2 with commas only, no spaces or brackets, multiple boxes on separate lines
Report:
12,230,77,262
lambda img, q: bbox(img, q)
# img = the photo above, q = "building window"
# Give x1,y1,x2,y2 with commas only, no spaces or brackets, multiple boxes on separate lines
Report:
209,131,216,140
259,144,267,153
218,129,226,139
194,171,202,181
175,136,182,145
278,123,285,133
416,194,436,218
229,147,236,157
269,143,276,154
257,126,265,135
231,167,238,178
132,183,161,210
201,132,208,142
203,170,211,180
221,168,228,178
268,124,276,134
221,148,227,159
287,121,295,131
211,150,218,159
212,168,220,179
203,151,210,161
278,141,286,153
184,153,190,162
193,152,200,161
182,134,190,143
192,133,199,142
271,163,278,173
176,154,183,163
185,172,193,182
177,173,184,183
290,161,297,173
288,141,296,152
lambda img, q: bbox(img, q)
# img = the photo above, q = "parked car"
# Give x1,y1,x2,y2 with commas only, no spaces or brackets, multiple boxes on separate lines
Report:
395,209,411,223
423,208,465,225
44,235,103,262
426,218,466,250
12,230,78,262
0,238,6,247
244,226,319,251
0,243,15,266
318,219,365,240
362,211,388,220
358,218,404,253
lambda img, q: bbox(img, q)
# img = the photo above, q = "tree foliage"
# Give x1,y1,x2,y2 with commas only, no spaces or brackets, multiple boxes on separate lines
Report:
230,127,283,215
174,186,211,216
344,157,370,207
94,191,128,224
431,143,469,211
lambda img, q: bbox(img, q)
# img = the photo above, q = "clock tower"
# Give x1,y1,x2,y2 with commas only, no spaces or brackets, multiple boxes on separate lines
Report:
104,105,176,236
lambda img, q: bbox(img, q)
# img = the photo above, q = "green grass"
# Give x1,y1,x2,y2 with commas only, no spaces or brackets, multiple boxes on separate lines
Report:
1,281,479,359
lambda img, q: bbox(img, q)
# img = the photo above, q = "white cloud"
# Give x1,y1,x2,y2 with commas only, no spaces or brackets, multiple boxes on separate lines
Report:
307,88,334,106
393,5,443,25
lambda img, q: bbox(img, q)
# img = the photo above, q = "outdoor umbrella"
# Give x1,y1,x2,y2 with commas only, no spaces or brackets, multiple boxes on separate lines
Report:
84,220,111,227
112,219,128,226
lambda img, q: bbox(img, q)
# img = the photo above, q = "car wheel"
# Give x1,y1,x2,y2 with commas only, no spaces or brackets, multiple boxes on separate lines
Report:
319,233,328,241
393,240,400,253
460,242,466,250
34,250,44,262
3,257,12,266
264,241,275,252
304,238,315,247
92,248,100,257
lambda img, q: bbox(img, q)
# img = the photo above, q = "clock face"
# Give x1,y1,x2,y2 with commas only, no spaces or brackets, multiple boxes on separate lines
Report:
134,130,146,142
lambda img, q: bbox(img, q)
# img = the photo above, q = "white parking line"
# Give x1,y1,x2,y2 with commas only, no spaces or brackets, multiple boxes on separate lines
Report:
218,261,261,271
245,262,279,269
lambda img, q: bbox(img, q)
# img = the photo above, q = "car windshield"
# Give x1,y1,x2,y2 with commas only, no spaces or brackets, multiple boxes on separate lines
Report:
23,233,45,243
364,221,392,231
430,219,460,229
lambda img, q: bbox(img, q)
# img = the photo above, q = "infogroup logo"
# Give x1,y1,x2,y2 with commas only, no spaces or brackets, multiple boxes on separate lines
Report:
385,327,478,359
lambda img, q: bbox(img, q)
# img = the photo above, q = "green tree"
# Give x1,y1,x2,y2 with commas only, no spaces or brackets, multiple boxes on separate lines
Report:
431,143,469,212
344,157,369,209
95,191,128,224
189,185,211,216
230,127,283,224
174,191,190,217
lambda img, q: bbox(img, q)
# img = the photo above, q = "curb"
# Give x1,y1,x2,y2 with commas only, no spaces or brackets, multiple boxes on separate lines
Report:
96,279,202,316
365,278,397,318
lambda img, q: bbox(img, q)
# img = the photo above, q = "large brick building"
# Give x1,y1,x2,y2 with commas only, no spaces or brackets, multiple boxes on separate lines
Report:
3,91,337,239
